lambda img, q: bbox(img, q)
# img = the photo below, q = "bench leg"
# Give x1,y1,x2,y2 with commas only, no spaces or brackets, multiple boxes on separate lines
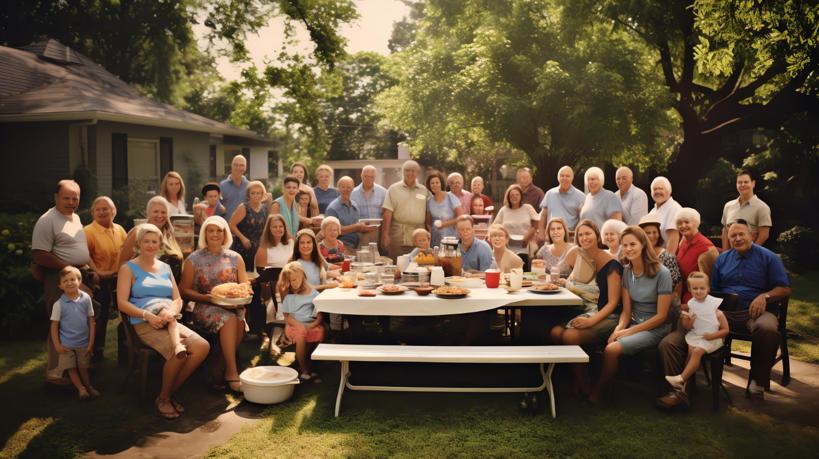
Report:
334,360,350,417
542,363,556,418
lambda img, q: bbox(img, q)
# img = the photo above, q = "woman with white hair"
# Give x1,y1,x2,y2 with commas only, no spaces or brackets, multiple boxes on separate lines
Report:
118,196,184,279
647,176,682,255
84,196,128,360
579,167,623,228
318,216,345,264
179,216,249,392
117,223,210,419
601,219,628,258
674,207,718,303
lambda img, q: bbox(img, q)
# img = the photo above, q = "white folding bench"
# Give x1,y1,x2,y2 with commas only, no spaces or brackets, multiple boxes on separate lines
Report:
312,344,588,418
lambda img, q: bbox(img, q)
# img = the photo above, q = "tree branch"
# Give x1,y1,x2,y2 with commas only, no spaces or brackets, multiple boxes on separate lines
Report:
658,39,679,92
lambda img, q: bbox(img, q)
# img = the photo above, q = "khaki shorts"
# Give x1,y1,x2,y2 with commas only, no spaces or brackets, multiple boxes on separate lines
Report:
48,347,91,378
565,314,619,343
134,322,207,360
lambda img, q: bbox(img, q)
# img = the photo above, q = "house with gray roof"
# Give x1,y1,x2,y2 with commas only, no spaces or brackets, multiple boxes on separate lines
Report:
0,39,278,211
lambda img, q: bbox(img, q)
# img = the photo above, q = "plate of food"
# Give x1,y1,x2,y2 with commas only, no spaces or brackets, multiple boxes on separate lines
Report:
358,289,378,297
432,286,470,299
211,282,254,307
445,276,484,288
529,283,561,294
378,284,407,295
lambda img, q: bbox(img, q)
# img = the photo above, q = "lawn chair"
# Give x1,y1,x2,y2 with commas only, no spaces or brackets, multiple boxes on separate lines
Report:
120,317,161,400
715,290,791,388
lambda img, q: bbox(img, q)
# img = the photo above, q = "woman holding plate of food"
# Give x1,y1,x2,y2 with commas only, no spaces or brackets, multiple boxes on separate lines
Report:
179,216,250,392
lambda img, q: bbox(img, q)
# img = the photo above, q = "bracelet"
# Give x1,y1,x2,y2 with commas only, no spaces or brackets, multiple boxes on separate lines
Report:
142,310,147,320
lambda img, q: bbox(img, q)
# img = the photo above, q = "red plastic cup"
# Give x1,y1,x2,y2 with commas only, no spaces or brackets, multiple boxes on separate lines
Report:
341,258,351,273
485,269,500,288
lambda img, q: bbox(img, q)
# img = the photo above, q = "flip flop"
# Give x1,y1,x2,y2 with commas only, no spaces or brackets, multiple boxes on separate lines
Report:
156,398,180,420
170,398,185,413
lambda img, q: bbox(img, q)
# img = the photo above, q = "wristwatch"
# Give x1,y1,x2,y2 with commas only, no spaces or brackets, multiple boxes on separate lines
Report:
764,293,771,301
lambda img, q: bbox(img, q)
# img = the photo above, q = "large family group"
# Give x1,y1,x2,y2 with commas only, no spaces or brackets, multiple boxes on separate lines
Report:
31,155,790,419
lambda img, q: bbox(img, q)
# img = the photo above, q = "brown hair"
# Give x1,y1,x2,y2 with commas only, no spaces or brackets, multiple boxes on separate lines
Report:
503,184,524,209
686,271,709,287
621,226,662,277
290,162,309,185
260,214,292,248
545,217,569,244
425,170,447,193
59,265,82,281
575,219,604,249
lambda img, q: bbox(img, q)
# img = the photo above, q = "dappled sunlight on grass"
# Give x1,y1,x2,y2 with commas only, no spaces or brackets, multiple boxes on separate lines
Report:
0,354,46,385
0,417,54,459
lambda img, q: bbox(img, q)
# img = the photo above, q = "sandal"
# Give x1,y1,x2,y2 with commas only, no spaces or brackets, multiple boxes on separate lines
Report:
78,389,91,400
170,398,185,413
87,386,101,398
156,398,180,420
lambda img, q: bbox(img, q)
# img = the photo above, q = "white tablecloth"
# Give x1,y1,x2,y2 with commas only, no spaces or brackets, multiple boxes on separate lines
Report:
313,286,583,316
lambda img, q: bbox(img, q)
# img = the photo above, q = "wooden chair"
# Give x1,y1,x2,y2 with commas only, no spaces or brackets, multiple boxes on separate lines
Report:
714,290,791,388
120,317,161,400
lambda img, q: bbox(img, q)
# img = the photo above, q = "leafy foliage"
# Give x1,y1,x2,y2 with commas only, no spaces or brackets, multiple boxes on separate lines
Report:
0,213,43,339
378,0,675,182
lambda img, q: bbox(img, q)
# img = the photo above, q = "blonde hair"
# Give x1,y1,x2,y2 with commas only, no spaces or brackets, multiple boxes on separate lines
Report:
135,223,164,255
143,197,182,258
277,261,312,296
197,216,233,249
59,265,82,281
488,223,510,240
160,171,186,202
246,180,266,199
686,271,710,287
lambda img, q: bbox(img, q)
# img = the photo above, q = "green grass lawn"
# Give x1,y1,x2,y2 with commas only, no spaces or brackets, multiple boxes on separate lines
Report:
1,271,817,458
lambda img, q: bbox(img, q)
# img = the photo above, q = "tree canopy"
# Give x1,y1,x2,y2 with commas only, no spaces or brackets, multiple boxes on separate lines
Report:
377,0,676,183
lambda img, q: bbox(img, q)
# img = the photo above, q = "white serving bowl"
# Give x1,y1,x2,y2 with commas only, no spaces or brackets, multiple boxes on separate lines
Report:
239,366,300,404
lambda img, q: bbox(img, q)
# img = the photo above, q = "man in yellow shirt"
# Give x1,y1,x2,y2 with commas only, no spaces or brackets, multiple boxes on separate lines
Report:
84,196,127,361
381,160,430,260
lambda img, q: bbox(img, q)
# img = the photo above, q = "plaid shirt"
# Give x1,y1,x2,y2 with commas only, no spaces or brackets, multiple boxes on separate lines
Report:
351,183,387,220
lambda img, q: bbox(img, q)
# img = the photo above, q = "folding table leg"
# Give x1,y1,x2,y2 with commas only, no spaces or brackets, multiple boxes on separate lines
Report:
334,360,350,417
542,363,557,418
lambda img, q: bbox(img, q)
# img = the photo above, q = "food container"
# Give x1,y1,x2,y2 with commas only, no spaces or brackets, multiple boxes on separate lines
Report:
350,262,375,274
401,270,430,285
239,366,300,404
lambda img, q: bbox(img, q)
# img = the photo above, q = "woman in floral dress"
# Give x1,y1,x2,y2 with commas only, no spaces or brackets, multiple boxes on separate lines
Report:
180,216,249,392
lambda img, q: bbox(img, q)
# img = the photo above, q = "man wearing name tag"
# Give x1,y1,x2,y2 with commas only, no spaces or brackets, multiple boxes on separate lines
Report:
381,160,429,260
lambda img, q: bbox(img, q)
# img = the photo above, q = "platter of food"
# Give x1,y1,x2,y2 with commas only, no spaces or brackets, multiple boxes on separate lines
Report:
529,283,561,294
378,284,407,295
357,289,378,297
432,286,470,299
211,282,254,307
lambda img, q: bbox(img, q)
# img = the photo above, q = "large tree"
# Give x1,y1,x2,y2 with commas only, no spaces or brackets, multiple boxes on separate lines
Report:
588,0,819,203
378,0,675,184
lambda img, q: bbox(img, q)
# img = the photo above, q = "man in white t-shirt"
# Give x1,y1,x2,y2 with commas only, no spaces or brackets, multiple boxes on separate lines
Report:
647,176,682,255
615,166,649,225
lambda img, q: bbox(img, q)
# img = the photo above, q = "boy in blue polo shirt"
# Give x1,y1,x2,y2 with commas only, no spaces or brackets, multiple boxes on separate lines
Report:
49,266,100,399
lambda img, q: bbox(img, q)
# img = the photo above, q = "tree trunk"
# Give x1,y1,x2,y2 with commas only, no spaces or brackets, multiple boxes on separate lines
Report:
530,153,558,191
667,131,719,206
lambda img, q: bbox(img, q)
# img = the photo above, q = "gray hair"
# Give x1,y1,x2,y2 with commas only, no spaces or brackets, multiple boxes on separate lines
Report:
471,176,484,186
651,176,672,193
198,216,233,249
146,195,171,216
362,165,377,174
675,207,701,229
91,195,117,217
447,172,464,182
557,165,574,179
584,167,605,187
402,160,420,173
321,216,341,232
601,219,627,237
337,176,354,187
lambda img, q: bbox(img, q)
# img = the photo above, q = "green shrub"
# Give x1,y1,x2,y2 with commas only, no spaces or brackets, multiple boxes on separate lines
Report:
777,225,819,271
0,213,45,339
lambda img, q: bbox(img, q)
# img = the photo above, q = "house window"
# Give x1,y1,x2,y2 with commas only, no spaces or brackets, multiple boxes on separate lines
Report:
127,138,160,193
268,150,278,180
223,148,242,176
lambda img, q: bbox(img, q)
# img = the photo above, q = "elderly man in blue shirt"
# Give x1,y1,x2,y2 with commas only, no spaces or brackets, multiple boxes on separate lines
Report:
219,155,249,220
326,176,377,256
658,219,790,407
456,215,494,271
351,165,387,247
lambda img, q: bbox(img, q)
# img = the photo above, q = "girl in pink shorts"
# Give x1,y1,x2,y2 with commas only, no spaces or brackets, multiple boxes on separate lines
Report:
277,261,325,381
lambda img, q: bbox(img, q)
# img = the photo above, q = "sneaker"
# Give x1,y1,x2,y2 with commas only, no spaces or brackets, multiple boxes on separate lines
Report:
665,374,685,390
748,380,764,400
